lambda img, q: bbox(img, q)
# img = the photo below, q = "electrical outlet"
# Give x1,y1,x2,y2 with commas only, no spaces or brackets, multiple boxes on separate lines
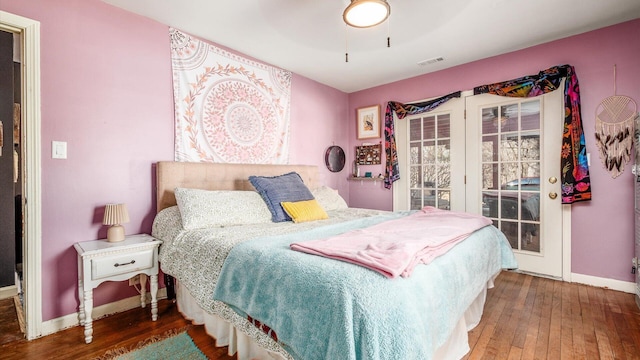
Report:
129,275,140,286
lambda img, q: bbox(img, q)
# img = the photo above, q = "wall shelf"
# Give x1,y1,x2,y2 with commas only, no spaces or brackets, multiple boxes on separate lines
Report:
348,176,384,185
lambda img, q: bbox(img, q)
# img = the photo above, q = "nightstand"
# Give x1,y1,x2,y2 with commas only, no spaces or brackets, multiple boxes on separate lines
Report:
74,234,162,344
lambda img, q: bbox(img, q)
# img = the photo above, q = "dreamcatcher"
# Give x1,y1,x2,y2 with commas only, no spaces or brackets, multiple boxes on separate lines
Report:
594,65,638,178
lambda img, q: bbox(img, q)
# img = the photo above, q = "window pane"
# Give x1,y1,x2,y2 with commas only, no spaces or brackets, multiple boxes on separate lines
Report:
437,139,450,162
501,191,519,219
521,223,540,252
501,163,519,189
482,107,499,134
437,114,450,138
521,162,540,185
521,132,540,161
482,191,498,218
483,163,499,190
521,100,540,131
482,135,499,162
438,190,450,210
409,142,421,165
501,221,518,249
501,104,518,132
410,189,422,210
439,161,451,188
423,116,435,139
500,133,519,162
522,193,540,221
423,141,436,164
410,166,421,188
410,119,421,141
423,191,436,207
423,165,436,188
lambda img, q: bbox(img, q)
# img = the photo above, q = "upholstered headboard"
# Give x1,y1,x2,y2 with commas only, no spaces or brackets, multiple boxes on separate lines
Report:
156,161,320,212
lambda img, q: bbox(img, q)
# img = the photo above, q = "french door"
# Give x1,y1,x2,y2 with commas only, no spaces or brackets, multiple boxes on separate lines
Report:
394,87,565,278
393,97,465,212
465,88,564,278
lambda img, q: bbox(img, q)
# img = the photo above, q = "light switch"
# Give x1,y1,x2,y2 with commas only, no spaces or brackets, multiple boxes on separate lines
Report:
52,141,67,159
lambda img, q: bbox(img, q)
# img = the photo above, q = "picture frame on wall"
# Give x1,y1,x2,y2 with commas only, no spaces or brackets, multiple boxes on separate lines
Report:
356,105,381,139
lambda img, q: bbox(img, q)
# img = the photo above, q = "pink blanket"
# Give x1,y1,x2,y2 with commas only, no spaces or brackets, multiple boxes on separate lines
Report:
290,207,492,278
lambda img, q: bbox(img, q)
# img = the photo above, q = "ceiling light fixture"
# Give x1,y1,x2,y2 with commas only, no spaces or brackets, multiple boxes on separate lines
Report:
343,0,390,28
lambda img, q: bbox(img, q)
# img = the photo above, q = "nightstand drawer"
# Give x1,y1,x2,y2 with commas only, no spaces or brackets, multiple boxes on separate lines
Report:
91,249,154,280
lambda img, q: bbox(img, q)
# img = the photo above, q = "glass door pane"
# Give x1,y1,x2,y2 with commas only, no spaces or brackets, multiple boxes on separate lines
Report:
480,100,541,253
408,114,451,210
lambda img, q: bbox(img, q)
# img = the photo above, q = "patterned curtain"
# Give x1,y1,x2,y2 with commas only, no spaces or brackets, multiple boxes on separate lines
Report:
474,64,591,204
383,91,462,188
170,28,292,164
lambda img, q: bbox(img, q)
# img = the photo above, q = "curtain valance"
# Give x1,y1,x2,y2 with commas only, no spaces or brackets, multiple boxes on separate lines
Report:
473,65,591,204
383,65,591,205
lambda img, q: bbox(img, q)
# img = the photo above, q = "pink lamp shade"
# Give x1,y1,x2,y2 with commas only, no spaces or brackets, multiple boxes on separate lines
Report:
103,203,130,242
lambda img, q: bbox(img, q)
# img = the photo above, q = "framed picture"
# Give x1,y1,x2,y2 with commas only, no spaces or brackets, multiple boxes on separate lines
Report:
356,105,381,139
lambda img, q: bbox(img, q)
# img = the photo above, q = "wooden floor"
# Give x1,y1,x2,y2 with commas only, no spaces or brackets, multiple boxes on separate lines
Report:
1,271,639,359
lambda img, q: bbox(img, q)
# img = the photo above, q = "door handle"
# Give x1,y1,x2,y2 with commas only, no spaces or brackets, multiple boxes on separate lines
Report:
549,192,557,200
549,176,557,184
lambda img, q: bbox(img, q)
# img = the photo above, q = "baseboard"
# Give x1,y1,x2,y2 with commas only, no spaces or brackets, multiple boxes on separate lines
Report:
40,288,167,338
0,285,18,300
571,272,636,294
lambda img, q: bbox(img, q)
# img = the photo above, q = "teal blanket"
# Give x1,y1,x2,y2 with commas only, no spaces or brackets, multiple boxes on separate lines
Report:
213,212,517,360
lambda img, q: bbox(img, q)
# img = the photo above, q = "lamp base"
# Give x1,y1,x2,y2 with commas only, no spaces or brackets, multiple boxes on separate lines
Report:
107,225,125,242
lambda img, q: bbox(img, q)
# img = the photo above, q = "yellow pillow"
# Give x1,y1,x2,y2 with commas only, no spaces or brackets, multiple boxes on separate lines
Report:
280,199,329,223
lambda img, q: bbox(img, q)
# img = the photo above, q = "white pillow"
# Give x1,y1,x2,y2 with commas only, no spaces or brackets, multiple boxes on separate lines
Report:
174,188,272,230
311,186,348,211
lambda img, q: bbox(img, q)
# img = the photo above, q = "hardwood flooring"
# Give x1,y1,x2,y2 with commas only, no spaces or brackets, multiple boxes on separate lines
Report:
1,271,639,359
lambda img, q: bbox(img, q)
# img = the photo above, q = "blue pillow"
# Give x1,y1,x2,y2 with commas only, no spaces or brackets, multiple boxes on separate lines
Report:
249,172,314,222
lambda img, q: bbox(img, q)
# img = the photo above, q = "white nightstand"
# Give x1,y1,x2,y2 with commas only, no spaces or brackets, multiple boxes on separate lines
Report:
74,234,162,344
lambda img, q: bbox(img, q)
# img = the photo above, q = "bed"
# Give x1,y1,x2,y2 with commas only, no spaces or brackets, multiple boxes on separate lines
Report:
151,161,517,360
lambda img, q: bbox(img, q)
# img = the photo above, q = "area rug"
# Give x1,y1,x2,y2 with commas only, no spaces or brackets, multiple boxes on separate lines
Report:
97,329,207,360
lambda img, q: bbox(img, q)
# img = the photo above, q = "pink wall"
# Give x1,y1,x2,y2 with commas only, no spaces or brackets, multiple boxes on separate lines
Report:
347,19,640,283
0,0,350,321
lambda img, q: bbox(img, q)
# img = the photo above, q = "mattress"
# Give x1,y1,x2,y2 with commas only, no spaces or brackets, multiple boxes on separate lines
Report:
152,205,516,359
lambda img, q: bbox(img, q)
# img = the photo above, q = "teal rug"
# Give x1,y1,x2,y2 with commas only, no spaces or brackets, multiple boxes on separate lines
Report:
99,331,207,360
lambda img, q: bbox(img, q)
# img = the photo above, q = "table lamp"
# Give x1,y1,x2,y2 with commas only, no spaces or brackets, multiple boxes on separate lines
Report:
103,203,129,242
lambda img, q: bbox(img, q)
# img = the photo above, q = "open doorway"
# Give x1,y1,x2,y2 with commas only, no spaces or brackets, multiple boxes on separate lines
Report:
0,11,42,341
0,25,25,337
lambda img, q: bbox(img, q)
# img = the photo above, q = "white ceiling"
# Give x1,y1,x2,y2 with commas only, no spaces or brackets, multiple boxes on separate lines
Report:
102,0,640,93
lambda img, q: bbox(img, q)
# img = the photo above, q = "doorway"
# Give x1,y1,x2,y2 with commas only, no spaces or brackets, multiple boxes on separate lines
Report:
0,28,25,335
0,11,42,340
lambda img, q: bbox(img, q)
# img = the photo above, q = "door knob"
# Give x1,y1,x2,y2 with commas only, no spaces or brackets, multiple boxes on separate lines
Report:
549,176,557,184
549,192,557,199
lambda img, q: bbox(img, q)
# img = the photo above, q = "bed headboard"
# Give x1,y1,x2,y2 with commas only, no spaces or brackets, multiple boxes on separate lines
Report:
156,161,320,212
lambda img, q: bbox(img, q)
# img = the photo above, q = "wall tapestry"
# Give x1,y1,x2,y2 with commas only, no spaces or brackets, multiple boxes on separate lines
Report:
170,28,292,163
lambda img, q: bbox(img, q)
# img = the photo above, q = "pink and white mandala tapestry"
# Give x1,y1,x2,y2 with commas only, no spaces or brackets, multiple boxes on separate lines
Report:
170,28,291,164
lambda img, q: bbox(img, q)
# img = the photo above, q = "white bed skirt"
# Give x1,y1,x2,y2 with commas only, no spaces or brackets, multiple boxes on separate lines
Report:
175,275,496,360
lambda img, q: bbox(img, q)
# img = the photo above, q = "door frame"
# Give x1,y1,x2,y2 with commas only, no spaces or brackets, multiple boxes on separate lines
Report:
0,11,42,340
